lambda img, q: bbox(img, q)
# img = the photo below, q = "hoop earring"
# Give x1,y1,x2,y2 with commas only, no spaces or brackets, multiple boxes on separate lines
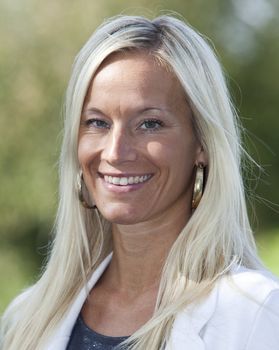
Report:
77,171,97,210
191,163,205,210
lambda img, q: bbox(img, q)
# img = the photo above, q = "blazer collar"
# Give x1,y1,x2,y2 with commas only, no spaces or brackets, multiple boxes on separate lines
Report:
45,253,113,350
45,253,218,350
166,285,218,349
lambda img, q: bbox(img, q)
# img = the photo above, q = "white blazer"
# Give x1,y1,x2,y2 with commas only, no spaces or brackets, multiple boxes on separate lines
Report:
45,254,279,350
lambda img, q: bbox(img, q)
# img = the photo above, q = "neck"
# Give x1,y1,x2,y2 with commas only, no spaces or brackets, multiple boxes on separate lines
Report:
103,201,191,295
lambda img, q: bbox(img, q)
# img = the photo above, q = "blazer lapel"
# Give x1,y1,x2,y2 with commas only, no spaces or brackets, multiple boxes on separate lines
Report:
166,286,218,350
45,253,218,350
45,253,113,350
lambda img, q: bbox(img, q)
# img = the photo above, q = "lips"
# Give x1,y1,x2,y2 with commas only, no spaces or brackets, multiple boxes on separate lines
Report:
103,174,153,186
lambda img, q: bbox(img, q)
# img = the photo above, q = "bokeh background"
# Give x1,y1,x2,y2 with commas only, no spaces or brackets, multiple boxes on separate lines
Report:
0,0,278,313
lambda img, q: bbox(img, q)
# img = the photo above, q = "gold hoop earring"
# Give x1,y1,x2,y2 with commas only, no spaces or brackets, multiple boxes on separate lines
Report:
192,163,205,210
77,171,97,210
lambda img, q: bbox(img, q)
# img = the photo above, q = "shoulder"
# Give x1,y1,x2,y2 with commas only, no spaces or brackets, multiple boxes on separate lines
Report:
1,286,34,324
168,267,279,350
202,267,279,350
230,264,279,290
218,265,279,303
214,265,279,324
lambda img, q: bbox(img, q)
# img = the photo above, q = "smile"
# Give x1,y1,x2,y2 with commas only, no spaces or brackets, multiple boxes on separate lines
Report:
103,174,152,186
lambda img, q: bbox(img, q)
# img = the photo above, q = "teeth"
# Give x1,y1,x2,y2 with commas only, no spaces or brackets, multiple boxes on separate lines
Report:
120,177,128,185
104,174,151,186
112,177,120,185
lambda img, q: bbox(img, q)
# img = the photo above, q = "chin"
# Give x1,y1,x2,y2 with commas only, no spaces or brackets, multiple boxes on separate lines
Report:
99,203,144,225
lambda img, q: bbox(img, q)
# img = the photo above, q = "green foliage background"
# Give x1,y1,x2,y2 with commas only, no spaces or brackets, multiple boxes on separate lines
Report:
0,0,278,313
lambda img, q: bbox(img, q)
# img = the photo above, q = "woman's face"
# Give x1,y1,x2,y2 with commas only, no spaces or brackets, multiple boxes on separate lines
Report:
78,52,204,225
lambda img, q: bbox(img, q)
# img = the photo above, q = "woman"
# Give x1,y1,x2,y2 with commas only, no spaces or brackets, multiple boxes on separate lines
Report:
1,15,279,350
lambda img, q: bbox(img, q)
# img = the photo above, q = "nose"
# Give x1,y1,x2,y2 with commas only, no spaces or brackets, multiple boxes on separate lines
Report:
102,126,137,165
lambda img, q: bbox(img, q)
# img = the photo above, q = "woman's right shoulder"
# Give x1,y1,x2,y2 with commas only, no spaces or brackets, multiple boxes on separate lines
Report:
1,286,35,325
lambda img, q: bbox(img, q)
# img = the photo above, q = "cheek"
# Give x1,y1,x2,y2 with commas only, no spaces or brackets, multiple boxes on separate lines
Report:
146,140,174,171
77,137,97,168
146,140,165,157
77,141,87,166
146,138,197,170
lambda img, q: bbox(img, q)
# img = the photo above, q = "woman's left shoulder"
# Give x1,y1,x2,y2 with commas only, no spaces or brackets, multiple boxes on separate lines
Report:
168,267,279,350
197,267,279,349
216,266,279,337
221,265,279,302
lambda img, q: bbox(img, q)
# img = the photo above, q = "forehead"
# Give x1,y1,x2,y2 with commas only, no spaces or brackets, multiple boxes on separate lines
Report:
92,51,173,90
95,49,172,77
84,50,187,108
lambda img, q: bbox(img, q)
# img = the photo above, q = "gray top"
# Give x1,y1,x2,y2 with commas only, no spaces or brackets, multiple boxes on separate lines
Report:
66,316,129,350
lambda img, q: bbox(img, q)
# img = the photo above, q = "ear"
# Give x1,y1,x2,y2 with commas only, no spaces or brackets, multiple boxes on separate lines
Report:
195,145,208,166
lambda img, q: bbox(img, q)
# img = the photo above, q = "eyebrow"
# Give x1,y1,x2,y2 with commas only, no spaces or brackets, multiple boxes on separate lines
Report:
82,106,169,117
82,107,106,117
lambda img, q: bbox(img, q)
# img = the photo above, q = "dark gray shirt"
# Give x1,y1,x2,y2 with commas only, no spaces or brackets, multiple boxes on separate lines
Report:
66,316,129,350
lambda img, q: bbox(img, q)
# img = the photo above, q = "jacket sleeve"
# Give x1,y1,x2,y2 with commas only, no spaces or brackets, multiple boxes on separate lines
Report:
245,289,279,350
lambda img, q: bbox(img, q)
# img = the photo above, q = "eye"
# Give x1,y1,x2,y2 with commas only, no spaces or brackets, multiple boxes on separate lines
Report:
139,119,164,131
85,118,110,129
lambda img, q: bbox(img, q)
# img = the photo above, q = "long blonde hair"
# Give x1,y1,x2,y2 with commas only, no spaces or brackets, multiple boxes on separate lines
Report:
1,15,262,350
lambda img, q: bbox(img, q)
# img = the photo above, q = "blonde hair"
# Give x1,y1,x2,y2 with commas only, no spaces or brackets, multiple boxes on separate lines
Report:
1,15,262,350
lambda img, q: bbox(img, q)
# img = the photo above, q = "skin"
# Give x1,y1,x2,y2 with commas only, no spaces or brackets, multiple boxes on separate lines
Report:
78,51,206,336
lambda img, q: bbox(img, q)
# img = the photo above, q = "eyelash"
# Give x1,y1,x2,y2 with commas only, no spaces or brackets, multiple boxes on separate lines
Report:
85,118,110,129
138,119,164,131
84,118,165,132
